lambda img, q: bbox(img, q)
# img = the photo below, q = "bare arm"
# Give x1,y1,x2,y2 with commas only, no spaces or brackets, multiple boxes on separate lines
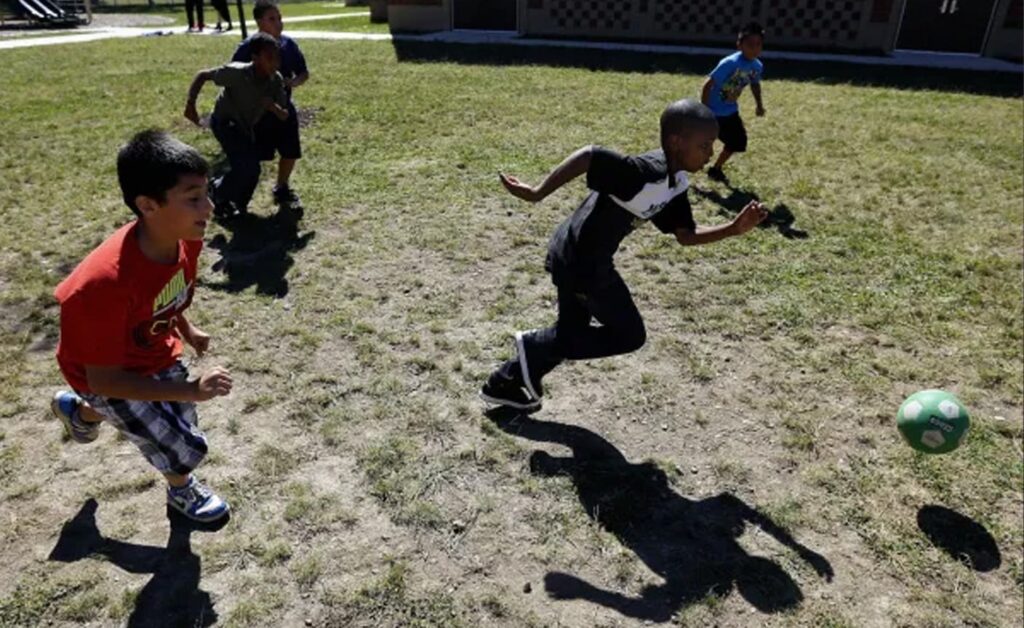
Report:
288,71,309,89
499,145,593,203
184,69,216,125
675,201,767,246
701,77,714,106
85,364,232,403
751,82,765,115
174,313,210,357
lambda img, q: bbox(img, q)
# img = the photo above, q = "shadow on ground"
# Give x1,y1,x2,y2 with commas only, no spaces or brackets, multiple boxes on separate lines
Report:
49,498,229,627
917,504,1002,572
691,184,809,239
391,40,1022,98
485,409,833,622
202,209,314,298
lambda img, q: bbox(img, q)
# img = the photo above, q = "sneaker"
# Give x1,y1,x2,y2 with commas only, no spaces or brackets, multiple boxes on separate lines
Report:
51,391,100,444
273,185,303,211
707,167,729,184
480,371,541,412
167,477,230,523
213,199,243,220
515,330,544,400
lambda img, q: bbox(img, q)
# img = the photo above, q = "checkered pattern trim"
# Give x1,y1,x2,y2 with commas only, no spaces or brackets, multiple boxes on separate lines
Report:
548,0,636,31
80,362,208,475
654,0,749,35
765,0,864,43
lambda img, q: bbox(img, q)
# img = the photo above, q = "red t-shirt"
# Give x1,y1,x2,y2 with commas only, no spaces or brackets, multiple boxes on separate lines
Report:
54,221,203,394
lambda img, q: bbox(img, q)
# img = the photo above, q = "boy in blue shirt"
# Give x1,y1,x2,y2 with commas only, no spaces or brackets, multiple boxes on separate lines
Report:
701,22,766,185
232,0,310,214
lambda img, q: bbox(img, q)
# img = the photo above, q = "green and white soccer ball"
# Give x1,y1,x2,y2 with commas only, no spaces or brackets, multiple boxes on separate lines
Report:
896,390,970,454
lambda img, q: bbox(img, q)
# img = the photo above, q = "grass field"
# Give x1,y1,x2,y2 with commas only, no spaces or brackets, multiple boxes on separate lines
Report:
0,19,1021,628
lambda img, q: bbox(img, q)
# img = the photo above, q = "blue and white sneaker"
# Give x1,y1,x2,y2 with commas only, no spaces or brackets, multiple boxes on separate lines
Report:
51,391,100,444
167,477,230,522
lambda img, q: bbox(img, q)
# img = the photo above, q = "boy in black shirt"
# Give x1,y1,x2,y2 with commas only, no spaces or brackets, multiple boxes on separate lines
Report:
482,99,767,411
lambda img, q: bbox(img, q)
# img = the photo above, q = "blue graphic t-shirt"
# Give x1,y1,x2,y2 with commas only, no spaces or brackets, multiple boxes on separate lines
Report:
706,51,764,117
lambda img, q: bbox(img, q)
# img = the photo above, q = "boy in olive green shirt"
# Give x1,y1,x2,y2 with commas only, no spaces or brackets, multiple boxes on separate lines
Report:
184,32,288,218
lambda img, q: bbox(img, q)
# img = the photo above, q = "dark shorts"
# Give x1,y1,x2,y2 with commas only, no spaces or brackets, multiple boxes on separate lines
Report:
255,102,302,161
716,113,748,153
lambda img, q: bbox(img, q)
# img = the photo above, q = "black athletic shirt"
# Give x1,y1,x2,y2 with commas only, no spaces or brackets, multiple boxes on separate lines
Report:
546,146,696,284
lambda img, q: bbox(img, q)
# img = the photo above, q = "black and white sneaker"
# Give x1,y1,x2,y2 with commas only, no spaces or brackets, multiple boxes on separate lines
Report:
480,371,541,412
515,330,544,401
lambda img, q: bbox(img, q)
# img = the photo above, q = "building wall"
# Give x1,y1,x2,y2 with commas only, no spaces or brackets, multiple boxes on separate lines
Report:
388,0,450,32
521,0,903,53
984,0,1023,60
387,0,1021,59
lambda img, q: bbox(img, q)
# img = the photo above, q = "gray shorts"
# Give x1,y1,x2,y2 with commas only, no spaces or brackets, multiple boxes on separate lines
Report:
80,362,208,476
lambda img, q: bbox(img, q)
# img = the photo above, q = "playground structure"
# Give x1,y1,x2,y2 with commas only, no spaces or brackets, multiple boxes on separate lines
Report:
1,0,89,27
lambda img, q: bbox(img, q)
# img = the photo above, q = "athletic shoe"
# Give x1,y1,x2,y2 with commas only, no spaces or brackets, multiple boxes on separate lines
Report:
167,477,230,523
273,185,303,211
51,391,99,444
707,167,729,184
515,330,545,401
213,199,244,220
480,371,541,412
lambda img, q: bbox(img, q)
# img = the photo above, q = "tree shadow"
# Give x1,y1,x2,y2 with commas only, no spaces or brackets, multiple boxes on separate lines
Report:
390,40,1022,98
484,409,833,622
201,210,315,298
48,498,228,627
691,184,809,239
917,505,1001,572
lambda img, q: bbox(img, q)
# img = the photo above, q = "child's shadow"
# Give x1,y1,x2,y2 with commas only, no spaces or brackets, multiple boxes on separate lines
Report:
692,185,809,240
485,409,833,622
202,211,314,298
48,498,228,627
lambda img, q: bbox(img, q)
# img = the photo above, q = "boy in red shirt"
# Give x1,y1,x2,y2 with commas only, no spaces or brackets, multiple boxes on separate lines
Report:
51,130,233,523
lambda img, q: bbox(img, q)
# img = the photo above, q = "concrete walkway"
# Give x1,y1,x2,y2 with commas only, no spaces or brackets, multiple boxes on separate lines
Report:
0,12,367,50
2,14,1021,74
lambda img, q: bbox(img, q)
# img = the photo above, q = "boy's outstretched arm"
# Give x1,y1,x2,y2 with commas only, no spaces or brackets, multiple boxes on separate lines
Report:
675,200,767,246
752,82,765,116
184,70,215,126
85,364,232,403
499,145,593,203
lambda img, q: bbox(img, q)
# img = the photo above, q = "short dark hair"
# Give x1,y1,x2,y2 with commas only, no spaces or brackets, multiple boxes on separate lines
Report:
248,31,280,57
117,130,208,217
739,21,765,42
253,0,278,21
660,99,717,148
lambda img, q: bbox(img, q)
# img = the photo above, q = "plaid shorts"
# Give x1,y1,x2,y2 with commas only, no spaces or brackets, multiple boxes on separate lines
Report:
80,361,208,476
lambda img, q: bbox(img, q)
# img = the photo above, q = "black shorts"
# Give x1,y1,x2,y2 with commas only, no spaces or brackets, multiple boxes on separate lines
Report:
716,113,748,153
255,102,302,161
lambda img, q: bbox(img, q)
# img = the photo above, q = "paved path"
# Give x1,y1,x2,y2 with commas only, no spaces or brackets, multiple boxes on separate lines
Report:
2,14,1021,74
0,12,367,50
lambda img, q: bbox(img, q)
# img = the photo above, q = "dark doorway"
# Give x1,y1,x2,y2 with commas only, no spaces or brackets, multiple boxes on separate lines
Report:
453,0,516,30
896,0,998,53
